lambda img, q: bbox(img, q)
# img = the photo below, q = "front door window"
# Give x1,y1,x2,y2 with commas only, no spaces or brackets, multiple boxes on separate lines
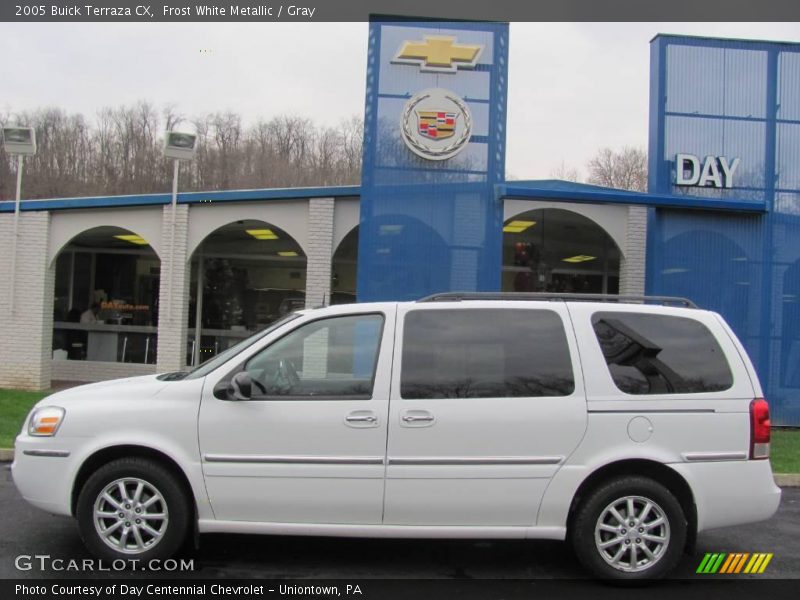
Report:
245,313,385,399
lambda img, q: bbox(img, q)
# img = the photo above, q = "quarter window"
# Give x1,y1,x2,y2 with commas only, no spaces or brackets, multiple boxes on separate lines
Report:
400,309,575,399
245,313,384,399
592,312,733,395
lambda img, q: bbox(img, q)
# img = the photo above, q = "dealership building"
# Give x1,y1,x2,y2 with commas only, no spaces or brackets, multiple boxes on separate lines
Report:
1,24,799,425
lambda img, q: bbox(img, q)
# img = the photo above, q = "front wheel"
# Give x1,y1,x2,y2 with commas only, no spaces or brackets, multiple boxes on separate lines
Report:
571,476,687,580
76,457,191,562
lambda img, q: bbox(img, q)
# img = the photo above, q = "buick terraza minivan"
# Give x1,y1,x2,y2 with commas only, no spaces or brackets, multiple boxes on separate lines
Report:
13,293,781,580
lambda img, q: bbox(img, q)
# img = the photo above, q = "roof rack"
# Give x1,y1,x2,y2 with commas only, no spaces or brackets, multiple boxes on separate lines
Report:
417,292,698,308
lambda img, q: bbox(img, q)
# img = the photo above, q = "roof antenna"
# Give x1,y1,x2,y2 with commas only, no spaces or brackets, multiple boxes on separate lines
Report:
312,292,329,310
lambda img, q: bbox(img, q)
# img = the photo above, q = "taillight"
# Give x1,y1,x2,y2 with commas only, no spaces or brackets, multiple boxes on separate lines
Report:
749,398,771,460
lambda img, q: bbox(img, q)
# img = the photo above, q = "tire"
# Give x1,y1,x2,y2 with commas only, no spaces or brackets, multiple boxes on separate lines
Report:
76,457,191,562
570,476,687,581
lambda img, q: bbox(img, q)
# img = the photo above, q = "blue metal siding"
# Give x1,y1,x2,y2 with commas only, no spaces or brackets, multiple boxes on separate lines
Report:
649,35,800,425
778,51,800,121
777,123,800,190
665,44,768,119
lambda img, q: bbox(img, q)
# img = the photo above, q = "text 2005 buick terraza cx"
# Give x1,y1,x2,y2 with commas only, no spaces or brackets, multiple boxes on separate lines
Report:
12,293,781,580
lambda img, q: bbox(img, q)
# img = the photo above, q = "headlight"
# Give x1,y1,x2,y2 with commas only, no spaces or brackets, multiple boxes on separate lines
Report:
28,406,66,437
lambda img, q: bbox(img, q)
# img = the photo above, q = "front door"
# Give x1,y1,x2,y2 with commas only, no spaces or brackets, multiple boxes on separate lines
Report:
199,307,394,524
383,302,587,526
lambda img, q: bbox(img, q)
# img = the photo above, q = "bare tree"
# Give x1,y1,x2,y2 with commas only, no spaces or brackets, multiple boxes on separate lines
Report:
0,103,364,200
337,116,363,182
586,146,647,191
162,104,184,133
550,161,581,183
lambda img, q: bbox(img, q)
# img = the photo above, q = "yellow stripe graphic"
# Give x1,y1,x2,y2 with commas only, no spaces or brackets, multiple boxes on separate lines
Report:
746,553,768,573
753,553,769,573
744,554,759,573
758,553,773,573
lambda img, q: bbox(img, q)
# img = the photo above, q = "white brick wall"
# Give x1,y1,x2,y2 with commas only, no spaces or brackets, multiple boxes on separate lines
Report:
305,198,335,308
620,206,648,296
156,204,191,373
52,360,156,382
302,328,329,378
0,212,54,390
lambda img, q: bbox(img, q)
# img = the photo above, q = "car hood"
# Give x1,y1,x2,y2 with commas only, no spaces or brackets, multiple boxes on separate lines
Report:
37,374,171,407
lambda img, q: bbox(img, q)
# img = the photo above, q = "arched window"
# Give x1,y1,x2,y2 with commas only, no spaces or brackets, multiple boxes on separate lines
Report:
331,226,358,305
502,209,621,294
52,226,160,364
187,219,307,366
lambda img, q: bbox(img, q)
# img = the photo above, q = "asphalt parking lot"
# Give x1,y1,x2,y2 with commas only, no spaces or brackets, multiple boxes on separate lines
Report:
2,466,797,582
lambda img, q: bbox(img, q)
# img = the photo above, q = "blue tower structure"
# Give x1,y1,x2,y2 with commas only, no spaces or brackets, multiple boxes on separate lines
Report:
647,35,800,424
357,19,509,301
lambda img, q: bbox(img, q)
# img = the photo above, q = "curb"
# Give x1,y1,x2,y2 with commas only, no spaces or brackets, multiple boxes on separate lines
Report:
0,448,798,486
775,473,800,487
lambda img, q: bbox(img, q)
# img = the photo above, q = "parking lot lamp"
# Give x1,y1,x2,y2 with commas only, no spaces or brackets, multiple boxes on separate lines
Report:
2,126,37,313
163,131,198,322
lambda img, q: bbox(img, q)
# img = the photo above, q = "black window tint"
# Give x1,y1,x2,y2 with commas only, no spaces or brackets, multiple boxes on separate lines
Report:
245,314,384,399
592,312,733,395
401,309,574,399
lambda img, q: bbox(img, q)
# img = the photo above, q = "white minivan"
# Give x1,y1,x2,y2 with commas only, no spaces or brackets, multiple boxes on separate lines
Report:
13,293,781,580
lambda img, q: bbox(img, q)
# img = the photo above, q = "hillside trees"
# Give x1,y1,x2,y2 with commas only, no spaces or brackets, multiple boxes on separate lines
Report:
0,102,362,200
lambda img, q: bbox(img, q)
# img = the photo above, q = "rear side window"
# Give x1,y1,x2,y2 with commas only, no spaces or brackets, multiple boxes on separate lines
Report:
591,312,733,395
401,309,575,399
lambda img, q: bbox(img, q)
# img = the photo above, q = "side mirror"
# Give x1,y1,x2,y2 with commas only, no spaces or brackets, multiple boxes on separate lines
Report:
214,372,253,401
230,371,253,400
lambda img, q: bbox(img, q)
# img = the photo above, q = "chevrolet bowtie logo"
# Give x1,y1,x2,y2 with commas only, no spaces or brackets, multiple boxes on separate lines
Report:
393,36,484,73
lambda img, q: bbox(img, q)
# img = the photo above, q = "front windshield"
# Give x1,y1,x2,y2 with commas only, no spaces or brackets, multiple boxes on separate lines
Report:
183,312,302,380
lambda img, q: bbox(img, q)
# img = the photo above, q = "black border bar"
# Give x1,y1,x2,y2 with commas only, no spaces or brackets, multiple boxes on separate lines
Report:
2,0,800,22
4,579,800,600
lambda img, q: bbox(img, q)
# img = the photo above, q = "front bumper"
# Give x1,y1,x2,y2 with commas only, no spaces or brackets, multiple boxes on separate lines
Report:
11,436,78,517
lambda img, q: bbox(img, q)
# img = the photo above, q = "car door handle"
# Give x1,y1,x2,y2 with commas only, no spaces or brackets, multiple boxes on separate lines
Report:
346,415,377,423
402,414,434,422
345,411,379,428
400,410,435,427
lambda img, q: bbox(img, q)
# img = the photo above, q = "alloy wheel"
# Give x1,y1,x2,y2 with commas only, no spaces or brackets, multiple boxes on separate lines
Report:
92,477,170,555
594,495,670,573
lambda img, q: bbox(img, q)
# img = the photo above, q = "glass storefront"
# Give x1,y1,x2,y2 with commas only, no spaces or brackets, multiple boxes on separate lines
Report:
502,208,620,294
331,227,358,305
188,220,307,366
52,226,160,364
48,212,621,369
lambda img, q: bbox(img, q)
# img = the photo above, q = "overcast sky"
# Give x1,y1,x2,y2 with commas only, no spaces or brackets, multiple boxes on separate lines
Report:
2,22,799,180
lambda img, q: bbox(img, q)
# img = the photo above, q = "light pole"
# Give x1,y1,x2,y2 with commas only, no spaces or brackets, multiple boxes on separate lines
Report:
162,131,197,327
2,126,37,313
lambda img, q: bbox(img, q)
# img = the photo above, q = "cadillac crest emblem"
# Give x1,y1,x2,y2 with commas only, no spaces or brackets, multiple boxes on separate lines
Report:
400,88,472,161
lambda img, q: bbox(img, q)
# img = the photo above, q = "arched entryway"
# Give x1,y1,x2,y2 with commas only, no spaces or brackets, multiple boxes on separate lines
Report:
502,209,621,294
661,229,750,327
51,225,160,364
187,219,307,366
357,215,453,301
331,226,358,305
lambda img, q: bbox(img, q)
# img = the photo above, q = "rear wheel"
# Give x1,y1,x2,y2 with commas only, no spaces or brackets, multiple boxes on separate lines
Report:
571,476,686,580
76,457,191,562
